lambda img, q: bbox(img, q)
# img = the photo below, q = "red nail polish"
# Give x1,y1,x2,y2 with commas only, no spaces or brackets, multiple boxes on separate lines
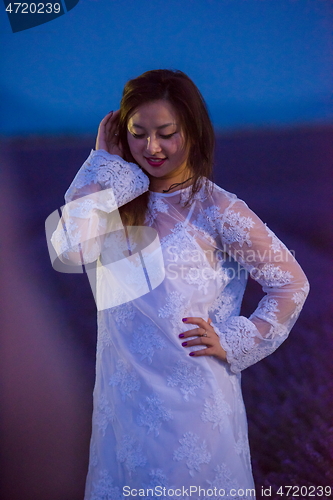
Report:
189,352,195,356
182,318,187,322
179,333,184,338
182,342,187,346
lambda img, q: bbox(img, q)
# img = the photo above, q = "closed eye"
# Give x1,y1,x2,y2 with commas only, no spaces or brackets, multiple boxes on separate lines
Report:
131,133,145,139
160,133,175,139
131,132,176,139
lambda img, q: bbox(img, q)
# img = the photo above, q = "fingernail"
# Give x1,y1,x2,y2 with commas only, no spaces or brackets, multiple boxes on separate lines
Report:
182,342,187,346
109,110,113,114
182,318,187,322
189,352,195,356
179,333,184,338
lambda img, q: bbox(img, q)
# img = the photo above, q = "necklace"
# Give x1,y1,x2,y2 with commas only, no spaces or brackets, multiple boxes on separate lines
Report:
162,176,193,193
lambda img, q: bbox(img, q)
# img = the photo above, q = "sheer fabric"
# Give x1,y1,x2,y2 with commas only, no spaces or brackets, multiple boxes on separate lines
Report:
51,150,309,500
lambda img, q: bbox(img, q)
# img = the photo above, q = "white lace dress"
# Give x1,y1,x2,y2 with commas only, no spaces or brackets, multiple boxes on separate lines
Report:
51,150,309,500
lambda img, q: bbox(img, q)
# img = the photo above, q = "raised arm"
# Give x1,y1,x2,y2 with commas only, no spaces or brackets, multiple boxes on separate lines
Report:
212,198,309,373
50,112,149,266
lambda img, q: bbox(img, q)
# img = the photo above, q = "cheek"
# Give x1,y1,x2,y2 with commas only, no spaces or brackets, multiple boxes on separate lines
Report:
174,142,188,162
127,135,139,156
166,138,182,156
173,136,187,156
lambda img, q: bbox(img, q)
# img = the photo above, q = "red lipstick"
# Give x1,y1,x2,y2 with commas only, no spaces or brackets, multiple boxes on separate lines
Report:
145,157,167,167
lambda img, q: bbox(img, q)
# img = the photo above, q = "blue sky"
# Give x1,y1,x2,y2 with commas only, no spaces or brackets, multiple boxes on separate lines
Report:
1,0,332,135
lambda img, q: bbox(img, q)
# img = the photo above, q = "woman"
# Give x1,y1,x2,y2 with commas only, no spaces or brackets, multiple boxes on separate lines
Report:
51,70,309,499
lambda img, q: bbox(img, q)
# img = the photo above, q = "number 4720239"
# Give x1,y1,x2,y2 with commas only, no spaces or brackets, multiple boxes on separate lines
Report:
5,3,61,14
276,485,332,497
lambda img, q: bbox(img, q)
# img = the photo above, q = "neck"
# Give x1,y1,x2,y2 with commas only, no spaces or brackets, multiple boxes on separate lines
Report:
162,176,194,193
149,169,193,193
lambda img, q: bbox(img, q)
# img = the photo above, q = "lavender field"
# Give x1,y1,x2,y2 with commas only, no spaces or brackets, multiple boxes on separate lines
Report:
1,125,332,499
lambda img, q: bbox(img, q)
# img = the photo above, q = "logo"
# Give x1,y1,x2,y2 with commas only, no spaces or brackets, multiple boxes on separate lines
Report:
45,189,166,311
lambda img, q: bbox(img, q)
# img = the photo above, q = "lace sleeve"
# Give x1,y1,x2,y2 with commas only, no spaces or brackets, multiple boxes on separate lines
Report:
212,198,309,373
50,149,149,265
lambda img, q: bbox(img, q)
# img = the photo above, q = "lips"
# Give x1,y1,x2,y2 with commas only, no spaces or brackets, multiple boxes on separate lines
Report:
145,157,167,167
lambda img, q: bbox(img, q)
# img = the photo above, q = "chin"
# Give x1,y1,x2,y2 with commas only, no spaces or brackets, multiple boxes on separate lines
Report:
141,166,167,178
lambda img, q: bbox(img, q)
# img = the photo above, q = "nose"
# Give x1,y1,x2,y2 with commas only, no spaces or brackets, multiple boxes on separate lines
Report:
146,136,162,155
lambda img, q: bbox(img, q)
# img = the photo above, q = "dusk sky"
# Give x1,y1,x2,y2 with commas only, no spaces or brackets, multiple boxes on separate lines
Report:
1,0,332,135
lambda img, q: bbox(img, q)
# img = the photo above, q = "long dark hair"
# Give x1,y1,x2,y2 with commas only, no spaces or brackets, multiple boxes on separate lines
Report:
115,69,215,226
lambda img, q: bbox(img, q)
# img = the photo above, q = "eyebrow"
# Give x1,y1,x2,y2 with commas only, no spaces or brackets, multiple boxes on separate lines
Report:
131,122,175,130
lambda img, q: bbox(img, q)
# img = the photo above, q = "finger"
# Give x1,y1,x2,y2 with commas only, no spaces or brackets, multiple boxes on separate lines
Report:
99,111,113,127
189,347,216,357
179,327,202,339
182,337,213,348
182,317,211,330
101,110,119,129
97,118,112,146
107,109,119,125
107,110,120,137
179,325,214,340
190,346,228,361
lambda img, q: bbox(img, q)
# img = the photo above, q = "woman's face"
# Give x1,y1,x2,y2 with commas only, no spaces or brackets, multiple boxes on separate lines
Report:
126,100,190,181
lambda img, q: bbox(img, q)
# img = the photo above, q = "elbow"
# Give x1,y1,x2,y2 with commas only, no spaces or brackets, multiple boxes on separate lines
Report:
56,244,99,267
50,237,99,271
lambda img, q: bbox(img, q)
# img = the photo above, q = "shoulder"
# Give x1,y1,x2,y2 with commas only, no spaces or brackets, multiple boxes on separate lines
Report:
194,180,265,237
200,178,247,214
207,179,237,201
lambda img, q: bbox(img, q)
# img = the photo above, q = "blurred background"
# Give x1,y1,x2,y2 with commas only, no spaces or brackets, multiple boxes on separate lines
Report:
1,1,332,499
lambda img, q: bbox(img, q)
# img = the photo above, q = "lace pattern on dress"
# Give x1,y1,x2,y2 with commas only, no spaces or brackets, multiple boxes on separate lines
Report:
109,302,136,326
143,469,170,499
137,394,173,436
201,390,232,433
205,463,247,500
209,287,241,324
161,221,199,257
116,435,147,474
65,150,149,208
219,210,255,247
265,225,288,253
90,469,122,500
130,323,166,364
291,282,310,319
173,432,211,477
93,393,115,436
145,197,169,226
183,263,229,296
55,153,309,496
167,360,205,401
97,322,113,357
214,317,259,374
90,442,98,468
253,296,279,322
251,263,294,287
158,291,192,336
191,206,220,242
109,360,141,401
234,430,251,470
